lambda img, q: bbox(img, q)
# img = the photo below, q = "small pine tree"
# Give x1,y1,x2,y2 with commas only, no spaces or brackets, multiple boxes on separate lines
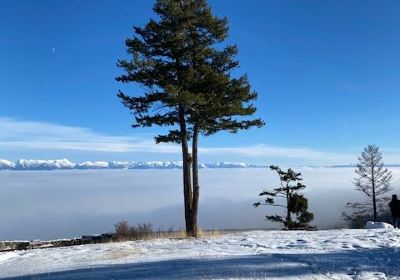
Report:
254,165,314,230
343,145,392,225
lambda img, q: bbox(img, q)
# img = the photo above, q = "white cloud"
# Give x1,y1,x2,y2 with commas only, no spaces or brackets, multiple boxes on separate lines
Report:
0,117,180,153
3,117,395,164
200,145,355,162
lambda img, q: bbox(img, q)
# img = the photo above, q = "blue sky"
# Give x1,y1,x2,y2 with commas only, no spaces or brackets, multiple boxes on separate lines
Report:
1,0,400,165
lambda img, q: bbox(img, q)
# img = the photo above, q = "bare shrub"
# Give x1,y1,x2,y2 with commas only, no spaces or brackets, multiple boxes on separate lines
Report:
114,221,153,241
129,223,153,240
114,221,224,241
114,221,131,241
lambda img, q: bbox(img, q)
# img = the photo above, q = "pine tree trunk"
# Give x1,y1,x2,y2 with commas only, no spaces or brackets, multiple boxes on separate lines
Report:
178,105,194,236
191,124,200,237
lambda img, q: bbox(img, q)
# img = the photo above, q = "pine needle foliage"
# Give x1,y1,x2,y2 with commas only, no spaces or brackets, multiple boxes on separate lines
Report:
254,165,314,230
116,0,264,237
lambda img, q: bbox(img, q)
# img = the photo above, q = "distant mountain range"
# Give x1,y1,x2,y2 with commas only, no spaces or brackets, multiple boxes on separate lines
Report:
0,159,265,170
1,159,400,171
329,164,400,168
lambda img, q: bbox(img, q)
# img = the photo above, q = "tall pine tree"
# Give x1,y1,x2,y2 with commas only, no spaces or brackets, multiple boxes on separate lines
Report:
116,0,263,237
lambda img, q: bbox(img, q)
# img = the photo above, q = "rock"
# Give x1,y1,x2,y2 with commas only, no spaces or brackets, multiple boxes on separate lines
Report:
364,221,394,229
0,241,30,251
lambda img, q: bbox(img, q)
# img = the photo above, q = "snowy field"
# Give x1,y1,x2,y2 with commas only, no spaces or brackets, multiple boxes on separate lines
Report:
1,167,400,240
1,228,400,279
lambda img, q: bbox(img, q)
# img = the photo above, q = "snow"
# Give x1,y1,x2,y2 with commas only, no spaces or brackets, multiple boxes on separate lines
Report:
77,161,110,169
0,159,14,169
109,161,130,169
0,159,266,170
203,162,259,168
14,159,75,170
1,229,400,279
131,161,184,169
0,251,18,263
364,221,394,229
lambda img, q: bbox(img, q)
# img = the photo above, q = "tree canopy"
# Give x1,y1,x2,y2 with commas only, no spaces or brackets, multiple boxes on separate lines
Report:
116,0,263,144
254,166,314,230
344,145,393,225
116,0,264,237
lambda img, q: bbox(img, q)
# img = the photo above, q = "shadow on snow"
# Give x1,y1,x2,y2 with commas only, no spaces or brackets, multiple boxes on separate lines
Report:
5,247,400,279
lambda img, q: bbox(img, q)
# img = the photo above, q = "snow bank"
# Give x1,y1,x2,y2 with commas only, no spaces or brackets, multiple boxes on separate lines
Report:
0,251,18,263
1,229,400,279
364,221,394,229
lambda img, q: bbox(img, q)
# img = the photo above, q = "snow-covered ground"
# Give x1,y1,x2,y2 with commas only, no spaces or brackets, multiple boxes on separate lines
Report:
1,229,400,279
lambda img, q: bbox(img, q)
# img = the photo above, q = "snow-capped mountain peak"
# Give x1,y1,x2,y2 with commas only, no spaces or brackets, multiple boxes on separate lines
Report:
0,159,265,170
77,161,110,169
14,159,75,170
0,159,15,170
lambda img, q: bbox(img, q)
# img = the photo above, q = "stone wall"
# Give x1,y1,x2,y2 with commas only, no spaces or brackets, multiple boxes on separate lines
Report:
0,233,115,252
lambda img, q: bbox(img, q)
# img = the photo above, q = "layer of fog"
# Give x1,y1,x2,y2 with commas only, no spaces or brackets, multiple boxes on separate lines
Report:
0,168,399,240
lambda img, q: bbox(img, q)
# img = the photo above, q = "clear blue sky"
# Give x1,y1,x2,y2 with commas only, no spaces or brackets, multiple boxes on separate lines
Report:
1,0,400,165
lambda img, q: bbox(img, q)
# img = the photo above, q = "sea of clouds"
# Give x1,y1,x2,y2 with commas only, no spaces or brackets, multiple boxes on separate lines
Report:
0,167,399,240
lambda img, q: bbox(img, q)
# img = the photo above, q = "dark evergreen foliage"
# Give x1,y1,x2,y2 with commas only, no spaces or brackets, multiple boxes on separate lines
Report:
343,145,393,225
254,165,314,230
116,0,264,237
